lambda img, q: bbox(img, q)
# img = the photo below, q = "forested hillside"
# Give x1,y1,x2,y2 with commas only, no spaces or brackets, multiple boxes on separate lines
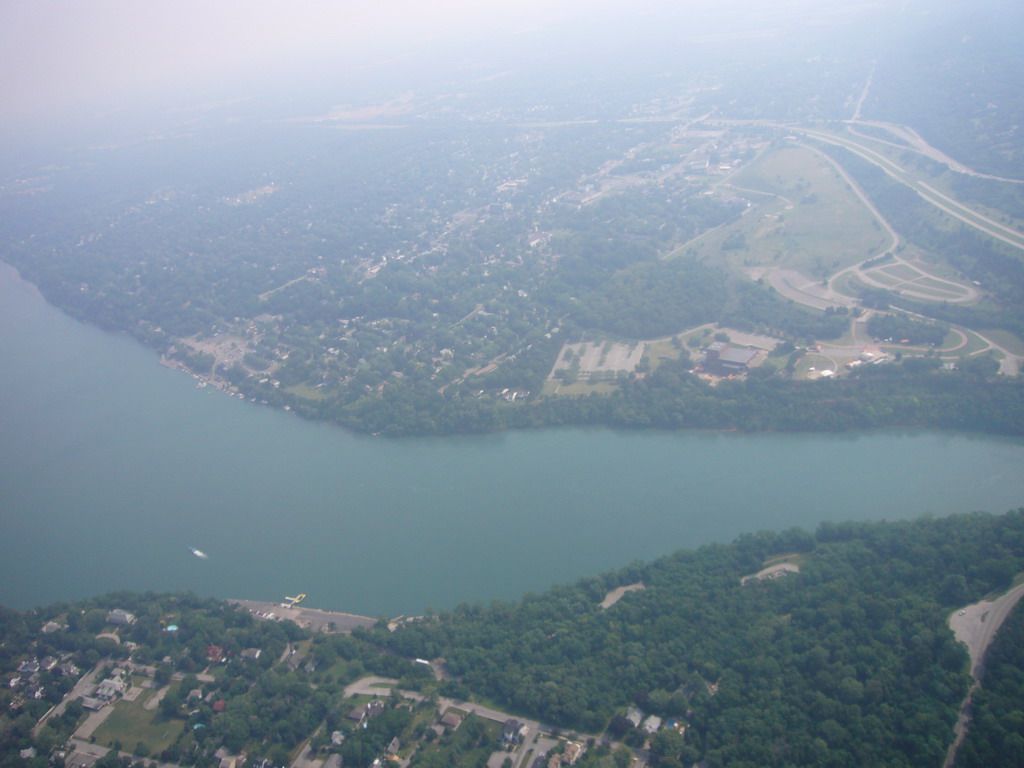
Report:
381,510,1024,767
3,512,1024,767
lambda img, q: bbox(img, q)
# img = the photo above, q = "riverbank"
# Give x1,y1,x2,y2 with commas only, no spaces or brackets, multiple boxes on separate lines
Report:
229,600,377,633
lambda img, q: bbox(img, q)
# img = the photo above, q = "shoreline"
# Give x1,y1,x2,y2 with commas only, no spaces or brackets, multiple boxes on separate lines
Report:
230,599,377,633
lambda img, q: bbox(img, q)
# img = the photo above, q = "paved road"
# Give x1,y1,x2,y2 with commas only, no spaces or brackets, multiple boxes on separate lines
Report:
850,119,1024,184
68,738,184,768
33,663,104,737
342,676,600,754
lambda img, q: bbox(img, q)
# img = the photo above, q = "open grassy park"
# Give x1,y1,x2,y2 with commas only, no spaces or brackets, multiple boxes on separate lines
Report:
91,688,185,755
685,144,889,278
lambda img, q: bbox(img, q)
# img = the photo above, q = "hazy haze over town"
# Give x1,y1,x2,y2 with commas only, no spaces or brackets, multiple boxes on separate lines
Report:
4,0,890,126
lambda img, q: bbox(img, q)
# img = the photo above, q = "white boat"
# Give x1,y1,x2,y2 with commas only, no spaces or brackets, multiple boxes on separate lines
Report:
189,547,209,559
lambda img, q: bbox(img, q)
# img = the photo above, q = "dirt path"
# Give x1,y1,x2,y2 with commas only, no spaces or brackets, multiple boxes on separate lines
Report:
600,582,645,609
740,562,800,585
949,582,1024,678
943,582,1024,767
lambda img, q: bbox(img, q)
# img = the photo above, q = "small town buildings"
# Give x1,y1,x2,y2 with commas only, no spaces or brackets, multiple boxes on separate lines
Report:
625,706,644,728
240,648,262,661
704,342,758,374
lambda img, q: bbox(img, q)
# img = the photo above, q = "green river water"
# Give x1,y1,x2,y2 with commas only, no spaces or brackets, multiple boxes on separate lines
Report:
2,261,1023,617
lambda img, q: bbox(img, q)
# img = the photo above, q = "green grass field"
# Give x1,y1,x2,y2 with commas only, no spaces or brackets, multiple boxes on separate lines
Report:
949,331,994,357
861,270,902,287
697,144,889,277
284,383,331,400
91,693,185,755
642,339,686,371
909,275,972,296
876,263,921,281
980,328,1024,355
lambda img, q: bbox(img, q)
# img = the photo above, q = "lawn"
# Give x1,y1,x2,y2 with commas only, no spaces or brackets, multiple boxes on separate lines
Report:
875,263,921,281
642,339,686,371
411,715,501,768
708,144,889,276
547,380,621,396
91,693,185,755
793,352,841,379
979,328,1024,355
861,270,902,287
908,276,974,298
284,383,331,400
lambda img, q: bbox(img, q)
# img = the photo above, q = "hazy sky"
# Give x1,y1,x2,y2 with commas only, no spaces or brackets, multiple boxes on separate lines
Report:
1,0,897,131
1,0,633,124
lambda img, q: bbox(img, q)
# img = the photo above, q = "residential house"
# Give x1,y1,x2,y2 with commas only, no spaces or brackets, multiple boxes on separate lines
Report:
563,742,584,765
440,710,464,731
94,676,126,702
346,699,384,727
106,610,136,626
80,696,106,711
642,715,662,735
502,719,527,744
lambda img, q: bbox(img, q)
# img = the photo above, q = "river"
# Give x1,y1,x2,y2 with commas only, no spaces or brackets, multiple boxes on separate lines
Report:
2,261,1023,617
